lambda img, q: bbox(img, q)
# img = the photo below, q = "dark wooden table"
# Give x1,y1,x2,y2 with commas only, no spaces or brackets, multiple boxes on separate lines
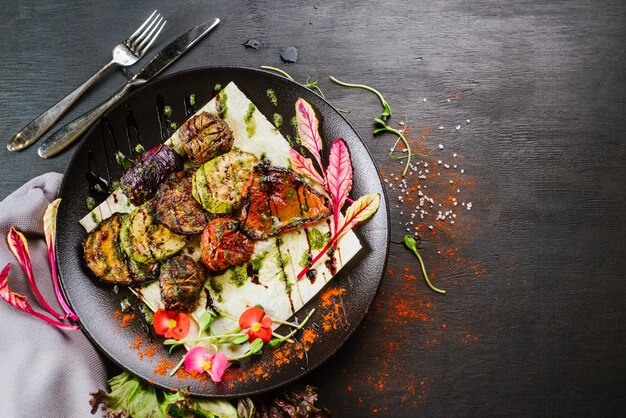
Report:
1,0,624,416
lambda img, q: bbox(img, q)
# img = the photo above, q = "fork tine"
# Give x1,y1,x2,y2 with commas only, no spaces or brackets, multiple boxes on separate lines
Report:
127,10,157,43
136,19,166,56
131,13,160,46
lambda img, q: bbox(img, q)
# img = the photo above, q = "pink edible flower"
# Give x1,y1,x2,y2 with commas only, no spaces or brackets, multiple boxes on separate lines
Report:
184,346,229,383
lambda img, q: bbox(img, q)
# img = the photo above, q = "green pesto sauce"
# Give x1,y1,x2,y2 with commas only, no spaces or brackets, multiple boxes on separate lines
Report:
217,90,228,118
267,89,278,106
273,113,283,131
209,277,223,295
214,83,222,92
244,103,257,137
299,251,311,268
189,93,196,106
307,228,329,250
230,265,248,288
290,116,301,144
251,251,268,272
91,212,100,226
86,196,96,210
276,254,292,293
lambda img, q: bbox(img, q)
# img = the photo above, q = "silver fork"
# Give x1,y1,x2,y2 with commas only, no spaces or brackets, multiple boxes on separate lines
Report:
7,10,166,152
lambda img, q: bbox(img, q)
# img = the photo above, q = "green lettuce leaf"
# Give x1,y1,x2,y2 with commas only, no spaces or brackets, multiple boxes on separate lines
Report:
90,372,237,418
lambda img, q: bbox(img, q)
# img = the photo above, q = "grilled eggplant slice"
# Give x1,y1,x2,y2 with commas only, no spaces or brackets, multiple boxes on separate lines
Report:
201,217,254,272
159,254,206,312
179,112,234,165
120,202,187,264
192,149,258,214
83,213,158,285
155,170,209,235
120,145,183,206
241,166,332,240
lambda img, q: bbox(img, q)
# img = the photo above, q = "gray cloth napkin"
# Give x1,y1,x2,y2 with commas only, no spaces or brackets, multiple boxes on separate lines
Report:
0,173,107,418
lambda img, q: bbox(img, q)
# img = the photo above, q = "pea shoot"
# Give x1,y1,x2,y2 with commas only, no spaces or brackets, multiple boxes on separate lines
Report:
374,118,413,176
329,76,392,120
403,235,446,294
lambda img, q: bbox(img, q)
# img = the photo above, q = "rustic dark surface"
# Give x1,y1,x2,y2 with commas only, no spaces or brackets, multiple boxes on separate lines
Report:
1,0,625,416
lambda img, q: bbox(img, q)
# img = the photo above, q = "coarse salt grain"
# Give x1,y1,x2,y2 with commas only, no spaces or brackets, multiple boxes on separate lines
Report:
456,125,461,130
438,144,444,149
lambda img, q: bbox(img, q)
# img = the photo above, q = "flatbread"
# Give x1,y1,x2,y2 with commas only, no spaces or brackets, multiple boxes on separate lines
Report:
80,82,361,352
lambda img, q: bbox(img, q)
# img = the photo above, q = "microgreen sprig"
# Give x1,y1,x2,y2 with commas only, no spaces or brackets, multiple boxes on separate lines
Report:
374,118,413,176
268,308,315,349
261,66,332,102
403,235,446,294
329,76,392,120
261,65,295,80
228,338,265,362
163,331,248,353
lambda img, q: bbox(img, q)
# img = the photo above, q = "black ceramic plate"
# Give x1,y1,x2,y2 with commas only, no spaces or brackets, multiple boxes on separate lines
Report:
57,67,389,398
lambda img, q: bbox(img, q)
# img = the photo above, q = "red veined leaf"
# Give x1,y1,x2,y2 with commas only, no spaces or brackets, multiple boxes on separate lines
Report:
0,263,79,330
7,227,65,320
289,148,326,186
326,138,353,240
44,199,78,321
298,193,380,279
295,98,325,174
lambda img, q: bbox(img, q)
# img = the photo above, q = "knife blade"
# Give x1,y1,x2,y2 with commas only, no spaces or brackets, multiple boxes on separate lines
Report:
37,17,220,158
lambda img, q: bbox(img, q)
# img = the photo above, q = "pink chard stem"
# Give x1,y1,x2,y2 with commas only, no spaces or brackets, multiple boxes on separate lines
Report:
0,263,79,331
7,228,66,320
44,198,78,321
47,242,78,321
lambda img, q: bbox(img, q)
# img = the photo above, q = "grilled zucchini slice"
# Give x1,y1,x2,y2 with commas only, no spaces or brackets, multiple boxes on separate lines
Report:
192,149,258,214
120,202,187,263
83,213,133,285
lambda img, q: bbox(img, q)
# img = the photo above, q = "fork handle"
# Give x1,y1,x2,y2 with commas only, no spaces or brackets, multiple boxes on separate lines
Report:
38,80,143,158
7,60,115,152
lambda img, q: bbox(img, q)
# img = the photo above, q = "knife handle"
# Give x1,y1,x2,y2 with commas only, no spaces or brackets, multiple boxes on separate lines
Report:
38,81,142,158
7,61,114,152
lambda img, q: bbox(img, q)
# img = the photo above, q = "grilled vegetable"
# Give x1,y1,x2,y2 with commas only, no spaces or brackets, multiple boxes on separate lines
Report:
83,213,156,285
128,258,160,284
241,166,332,240
120,203,187,264
155,170,209,235
192,149,258,214
201,217,254,272
159,254,206,312
120,145,183,206
178,112,235,165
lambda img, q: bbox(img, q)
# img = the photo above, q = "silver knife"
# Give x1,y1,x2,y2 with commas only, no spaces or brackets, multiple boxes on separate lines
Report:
38,17,220,158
